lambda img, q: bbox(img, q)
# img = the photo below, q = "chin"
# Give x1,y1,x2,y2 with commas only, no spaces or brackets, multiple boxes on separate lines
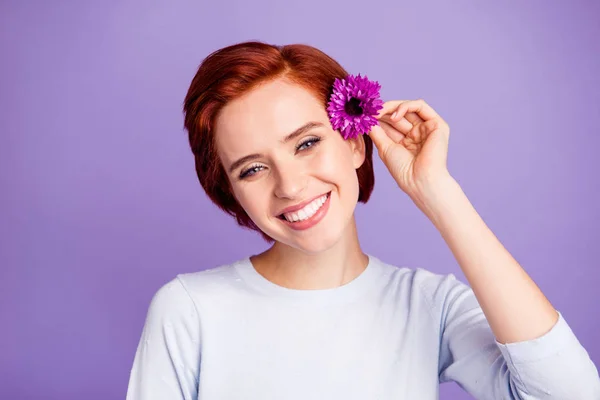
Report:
293,235,340,254
268,221,347,255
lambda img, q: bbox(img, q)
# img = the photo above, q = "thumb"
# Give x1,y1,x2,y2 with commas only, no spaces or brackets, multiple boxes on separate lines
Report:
368,123,414,169
368,124,394,158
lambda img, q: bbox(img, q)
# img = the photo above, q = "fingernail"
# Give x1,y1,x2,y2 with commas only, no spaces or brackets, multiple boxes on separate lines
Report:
391,111,397,119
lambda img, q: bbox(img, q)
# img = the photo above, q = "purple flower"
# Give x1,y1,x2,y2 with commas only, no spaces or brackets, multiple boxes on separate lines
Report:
327,74,384,140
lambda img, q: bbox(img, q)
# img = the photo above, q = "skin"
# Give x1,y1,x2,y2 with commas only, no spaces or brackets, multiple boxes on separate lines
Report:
214,78,369,290
215,77,558,344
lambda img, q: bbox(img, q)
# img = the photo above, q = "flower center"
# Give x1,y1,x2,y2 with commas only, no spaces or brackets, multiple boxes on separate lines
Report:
344,97,363,116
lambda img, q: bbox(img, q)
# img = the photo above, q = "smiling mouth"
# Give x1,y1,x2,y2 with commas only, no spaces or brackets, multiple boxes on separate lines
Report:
277,192,331,222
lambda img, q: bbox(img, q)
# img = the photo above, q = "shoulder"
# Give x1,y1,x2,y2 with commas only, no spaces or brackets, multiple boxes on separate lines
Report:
375,256,463,290
412,267,477,315
175,258,245,297
146,258,245,321
374,257,475,313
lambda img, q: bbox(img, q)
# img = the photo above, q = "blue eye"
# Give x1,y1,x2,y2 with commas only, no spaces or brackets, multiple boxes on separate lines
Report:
296,137,321,152
239,137,322,180
239,164,264,179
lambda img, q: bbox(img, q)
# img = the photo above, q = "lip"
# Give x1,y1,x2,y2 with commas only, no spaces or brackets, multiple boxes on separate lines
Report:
278,192,331,231
276,192,331,216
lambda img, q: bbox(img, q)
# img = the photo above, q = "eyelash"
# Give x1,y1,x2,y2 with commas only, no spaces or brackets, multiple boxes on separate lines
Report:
238,136,322,179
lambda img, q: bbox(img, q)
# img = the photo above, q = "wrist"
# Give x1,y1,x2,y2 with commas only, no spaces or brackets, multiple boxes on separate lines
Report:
410,173,464,226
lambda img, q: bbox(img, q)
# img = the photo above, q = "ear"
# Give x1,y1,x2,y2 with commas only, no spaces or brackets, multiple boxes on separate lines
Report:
348,135,366,169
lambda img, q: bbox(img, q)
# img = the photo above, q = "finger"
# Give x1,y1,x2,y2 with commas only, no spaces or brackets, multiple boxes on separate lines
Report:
392,109,423,126
378,100,423,128
379,114,413,135
407,118,445,144
376,100,408,118
395,99,441,122
379,99,440,123
367,124,395,156
379,119,406,142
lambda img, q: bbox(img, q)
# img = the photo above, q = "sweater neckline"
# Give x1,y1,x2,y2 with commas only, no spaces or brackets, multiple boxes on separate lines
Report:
233,254,381,303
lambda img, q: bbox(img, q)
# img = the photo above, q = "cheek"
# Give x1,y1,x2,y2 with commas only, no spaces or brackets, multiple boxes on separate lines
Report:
311,143,361,205
231,185,265,219
312,143,355,177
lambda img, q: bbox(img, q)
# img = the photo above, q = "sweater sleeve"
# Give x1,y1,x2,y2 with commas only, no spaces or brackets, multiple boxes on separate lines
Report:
421,271,600,399
126,276,202,400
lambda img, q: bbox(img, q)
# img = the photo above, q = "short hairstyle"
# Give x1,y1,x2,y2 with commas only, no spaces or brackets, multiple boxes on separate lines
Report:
183,41,375,242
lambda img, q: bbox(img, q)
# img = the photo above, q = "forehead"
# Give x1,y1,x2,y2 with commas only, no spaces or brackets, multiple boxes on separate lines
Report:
214,79,328,162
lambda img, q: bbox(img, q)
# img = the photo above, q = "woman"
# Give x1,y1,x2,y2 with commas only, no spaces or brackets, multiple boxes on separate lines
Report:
126,41,600,399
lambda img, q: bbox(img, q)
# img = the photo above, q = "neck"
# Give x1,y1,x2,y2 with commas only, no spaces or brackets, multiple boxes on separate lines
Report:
250,218,368,290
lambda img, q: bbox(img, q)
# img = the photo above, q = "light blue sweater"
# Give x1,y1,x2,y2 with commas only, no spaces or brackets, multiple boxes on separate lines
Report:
126,255,600,399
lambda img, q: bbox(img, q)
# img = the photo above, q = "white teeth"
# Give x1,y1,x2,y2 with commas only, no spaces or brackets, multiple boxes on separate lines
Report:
282,193,328,223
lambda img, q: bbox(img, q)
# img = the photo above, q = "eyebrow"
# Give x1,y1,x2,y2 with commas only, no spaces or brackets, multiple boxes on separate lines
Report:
227,121,325,174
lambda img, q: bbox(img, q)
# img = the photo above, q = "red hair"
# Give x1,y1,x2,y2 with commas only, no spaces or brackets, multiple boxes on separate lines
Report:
183,41,375,242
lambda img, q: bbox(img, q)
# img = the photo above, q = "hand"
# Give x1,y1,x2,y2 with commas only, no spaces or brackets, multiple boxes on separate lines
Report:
368,99,452,200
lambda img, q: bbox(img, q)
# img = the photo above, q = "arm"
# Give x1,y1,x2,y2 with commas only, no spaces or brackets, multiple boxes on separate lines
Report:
369,98,599,397
418,175,600,398
416,175,557,344
126,277,202,400
421,269,600,399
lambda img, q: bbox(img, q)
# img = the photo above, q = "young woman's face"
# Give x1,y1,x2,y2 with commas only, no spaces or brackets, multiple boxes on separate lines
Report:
214,78,366,253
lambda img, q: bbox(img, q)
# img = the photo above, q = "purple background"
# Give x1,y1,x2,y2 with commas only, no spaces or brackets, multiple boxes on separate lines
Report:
2,1,599,399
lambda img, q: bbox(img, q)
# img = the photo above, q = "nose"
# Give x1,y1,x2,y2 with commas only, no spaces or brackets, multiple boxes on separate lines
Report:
273,163,308,200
